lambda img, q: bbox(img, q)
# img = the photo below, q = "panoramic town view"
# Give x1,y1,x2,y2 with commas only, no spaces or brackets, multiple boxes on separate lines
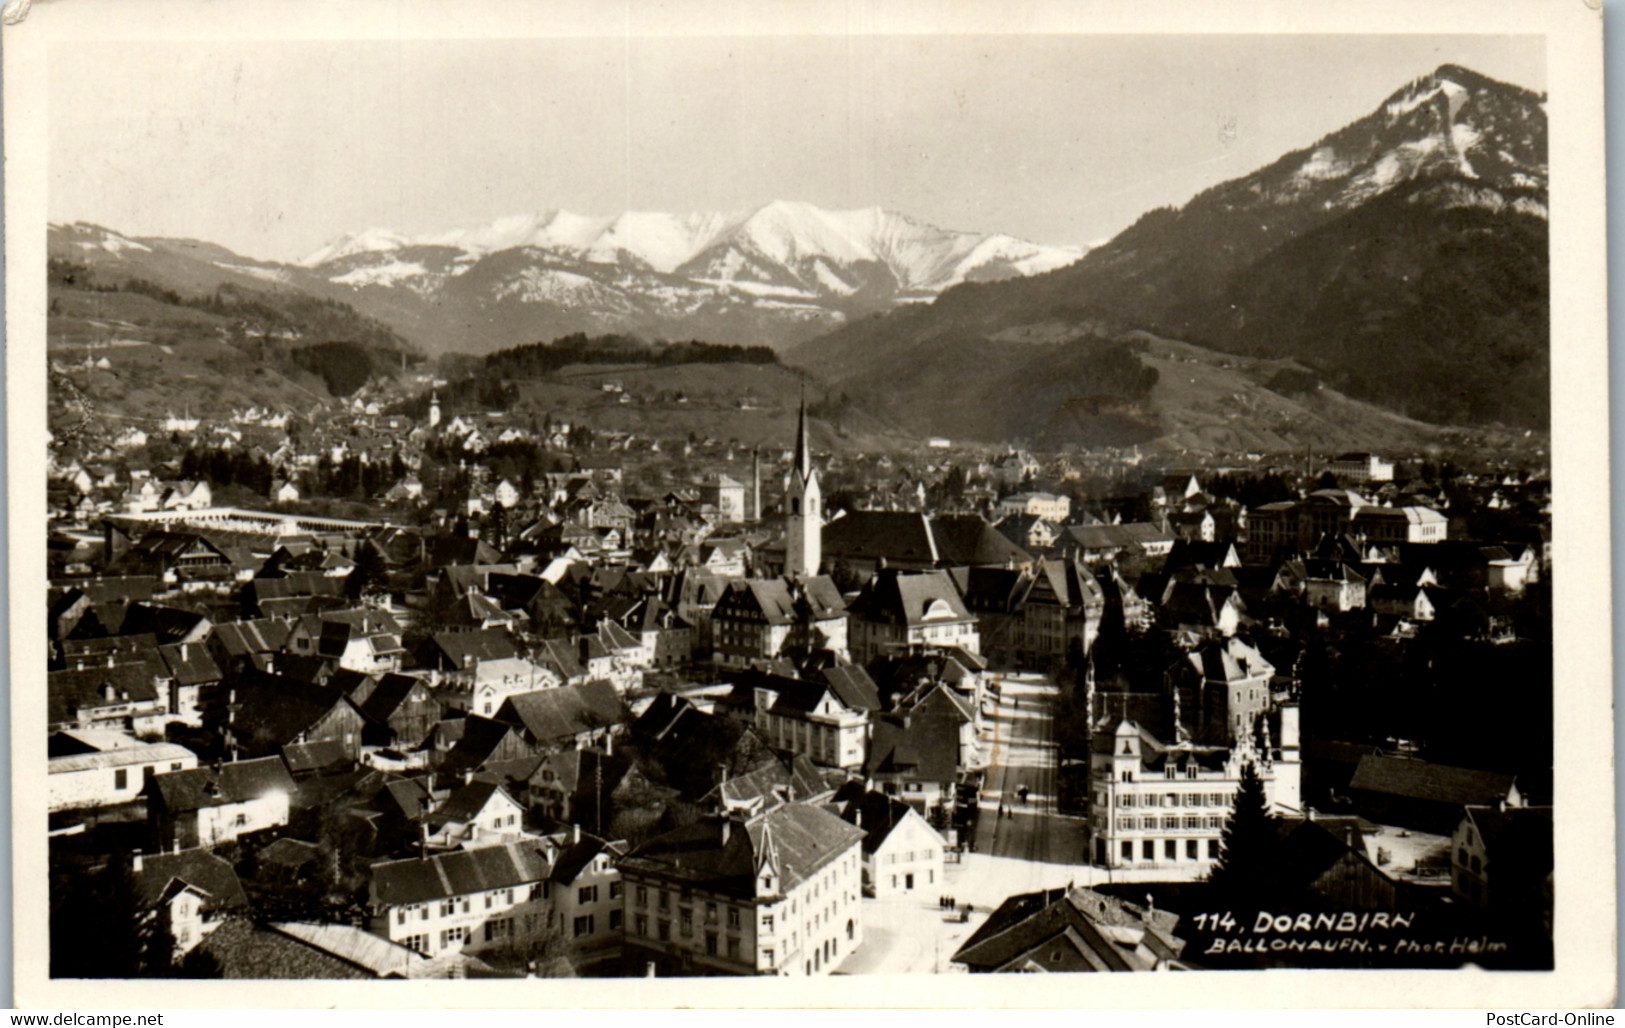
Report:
42,34,1554,980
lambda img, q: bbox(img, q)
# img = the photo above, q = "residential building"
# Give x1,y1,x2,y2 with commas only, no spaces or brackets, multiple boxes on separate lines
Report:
711,575,848,667
146,756,297,850
951,886,1188,972
838,791,947,898
846,569,980,666
997,492,1071,523
1328,452,1396,484
1086,713,1302,879
722,670,877,771
618,803,866,977
369,842,555,960
48,729,198,812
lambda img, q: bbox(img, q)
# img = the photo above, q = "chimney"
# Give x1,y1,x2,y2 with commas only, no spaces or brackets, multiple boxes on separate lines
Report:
180,643,189,663
573,822,582,844
720,817,730,847
646,961,657,978
132,851,143,873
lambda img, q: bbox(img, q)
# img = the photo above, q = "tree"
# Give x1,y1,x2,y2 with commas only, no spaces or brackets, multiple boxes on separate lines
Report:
1206,760,1277,908
50,850,169,977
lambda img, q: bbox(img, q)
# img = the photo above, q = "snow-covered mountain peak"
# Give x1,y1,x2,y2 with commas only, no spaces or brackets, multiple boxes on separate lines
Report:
300,227,411,267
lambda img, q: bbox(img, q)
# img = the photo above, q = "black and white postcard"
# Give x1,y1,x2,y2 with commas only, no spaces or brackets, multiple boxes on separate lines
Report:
6,0,1613,1008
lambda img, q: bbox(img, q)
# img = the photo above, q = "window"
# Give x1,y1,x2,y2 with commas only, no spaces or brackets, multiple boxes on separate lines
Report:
762,914,774,932
574,915,594,937
706,901,718,924
727,907,741,930
483,918,512,942
421,907,429,921
396,910,406,925
1208,793,1225,806
659,890,670,910
1118,794,1134,808
485,894,493,909
1184,816,1200,830
610,881,623,900
636,886,648,907
1186,839,1198,860
1120,771,1133,783
1208,839,1220,859
1163,816,1179,830
1164,794,1177,808
635,914,648,937
1207,816,1223,829
578,885,598,905
1142,840,1155,860
1116,817,1135,831
1165,839,1178,860
609,909,623,931
680,910,693,937
235,812,247,827
1184,794,1200,807
658,920,670,942
727,938,740,961
440,900,456,918
763,948,774,968
705,932,719,956
114,768,127,790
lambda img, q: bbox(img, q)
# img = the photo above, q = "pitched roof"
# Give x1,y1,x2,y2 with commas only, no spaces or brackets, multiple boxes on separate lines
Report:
952,887,1183,972
210,617,292,657
370,842,554,907
134,848,248,910
1349,755,1518,807
158,641,223,686
496,680,628,744
839,791,932,853
198,919,371,980
620,803,865,897
269,922,427,978
281,739,353,774
426,628,522,671
355,673,439,725
847,569,973,628
48,660,164,725
820,665,882,712
150,756,297,813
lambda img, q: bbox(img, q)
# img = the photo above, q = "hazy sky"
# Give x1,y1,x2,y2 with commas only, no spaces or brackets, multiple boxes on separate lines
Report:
49,33,1544,263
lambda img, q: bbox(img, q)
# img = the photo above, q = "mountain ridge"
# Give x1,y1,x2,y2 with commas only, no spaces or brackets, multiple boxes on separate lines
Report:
787,63,1549,437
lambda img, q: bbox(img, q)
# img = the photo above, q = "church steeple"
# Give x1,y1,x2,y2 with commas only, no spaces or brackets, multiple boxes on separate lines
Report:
785,387,821,579
793,387,812,484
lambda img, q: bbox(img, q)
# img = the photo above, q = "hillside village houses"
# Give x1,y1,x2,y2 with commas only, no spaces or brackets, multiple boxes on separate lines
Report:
44,350,1554,977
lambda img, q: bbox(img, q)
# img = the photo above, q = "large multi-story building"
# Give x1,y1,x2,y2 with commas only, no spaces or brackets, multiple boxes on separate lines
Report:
1244,491,1446,563
846,569,981,666
1086,709,1301,880
721,669,877,771
1327,452,1396,484
617,804,866,977
996,491,1072,523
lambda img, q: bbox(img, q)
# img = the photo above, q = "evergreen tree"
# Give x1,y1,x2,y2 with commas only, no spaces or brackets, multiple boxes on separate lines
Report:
1207,760,1277,907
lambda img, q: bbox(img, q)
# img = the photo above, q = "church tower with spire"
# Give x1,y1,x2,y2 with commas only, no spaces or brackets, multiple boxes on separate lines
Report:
785,391,822,579
427,389,442,431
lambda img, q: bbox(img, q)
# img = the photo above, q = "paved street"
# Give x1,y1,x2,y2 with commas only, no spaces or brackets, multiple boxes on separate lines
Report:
971,671,1090,867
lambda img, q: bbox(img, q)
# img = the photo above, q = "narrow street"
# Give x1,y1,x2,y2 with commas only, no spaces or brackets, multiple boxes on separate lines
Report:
971,671,1090,867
